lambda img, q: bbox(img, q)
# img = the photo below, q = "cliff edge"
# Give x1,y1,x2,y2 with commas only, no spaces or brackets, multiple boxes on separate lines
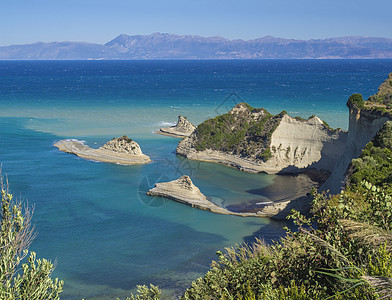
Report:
177,103,347,174
322,75,392,194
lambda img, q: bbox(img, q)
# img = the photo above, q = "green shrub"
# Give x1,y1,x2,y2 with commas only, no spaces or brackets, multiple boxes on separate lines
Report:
120,285,161,300
346,94,364,109
193,103,280,162
0,175,64,299
348,121,392,194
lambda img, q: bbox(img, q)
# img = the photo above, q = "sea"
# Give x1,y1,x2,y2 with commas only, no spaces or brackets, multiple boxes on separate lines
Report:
1,60,392,299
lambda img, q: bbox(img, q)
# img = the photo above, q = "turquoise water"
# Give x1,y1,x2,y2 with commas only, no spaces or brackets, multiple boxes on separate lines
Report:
1,60,392,299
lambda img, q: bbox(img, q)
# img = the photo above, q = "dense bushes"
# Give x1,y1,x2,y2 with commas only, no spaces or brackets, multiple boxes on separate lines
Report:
193,103,282,162
368,73,392,108
348,121,392,193
346,93,365,109
183,182,392,299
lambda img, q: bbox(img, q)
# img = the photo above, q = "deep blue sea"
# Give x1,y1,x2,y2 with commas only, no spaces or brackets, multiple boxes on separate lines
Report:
1,60,392,299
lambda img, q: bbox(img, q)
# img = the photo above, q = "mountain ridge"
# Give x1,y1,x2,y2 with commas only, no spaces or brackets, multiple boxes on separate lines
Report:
1,32,392,60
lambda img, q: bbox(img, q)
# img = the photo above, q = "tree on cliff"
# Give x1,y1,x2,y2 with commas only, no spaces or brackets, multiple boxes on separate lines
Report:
0,174,63,299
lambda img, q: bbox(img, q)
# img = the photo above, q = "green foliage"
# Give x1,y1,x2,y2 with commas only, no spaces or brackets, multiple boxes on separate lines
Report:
183,240,272,299
0,177,63,299
183,178,392,299
367,242,392,277
121,284,161,300
193,103,281,162
348,121,392,193
346,93,364,109
368,72,392,108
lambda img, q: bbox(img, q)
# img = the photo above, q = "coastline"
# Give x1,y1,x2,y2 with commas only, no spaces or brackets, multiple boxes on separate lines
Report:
176,112,347,175
4,60,391,298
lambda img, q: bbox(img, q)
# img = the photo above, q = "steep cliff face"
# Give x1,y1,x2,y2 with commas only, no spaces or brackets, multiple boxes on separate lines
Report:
268,115,347,172
321,104,392,194
177,104,347,174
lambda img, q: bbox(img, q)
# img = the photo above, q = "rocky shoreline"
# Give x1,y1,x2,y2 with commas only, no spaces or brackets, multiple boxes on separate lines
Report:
54,136,151,165
155,115,196,138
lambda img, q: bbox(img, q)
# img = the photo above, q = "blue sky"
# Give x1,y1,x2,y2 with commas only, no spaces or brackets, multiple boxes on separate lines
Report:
1,0,392,46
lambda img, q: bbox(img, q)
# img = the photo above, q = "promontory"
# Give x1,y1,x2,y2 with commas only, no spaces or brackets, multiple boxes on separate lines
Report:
176,103,347,174
54,135,151,164
146,175,274,217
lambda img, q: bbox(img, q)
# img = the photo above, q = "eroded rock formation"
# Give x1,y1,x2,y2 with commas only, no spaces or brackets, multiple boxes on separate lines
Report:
54,135,151,165
156,115,196,138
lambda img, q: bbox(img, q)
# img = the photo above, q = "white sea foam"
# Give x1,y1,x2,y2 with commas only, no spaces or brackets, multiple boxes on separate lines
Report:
65,139,86,144
158,121,176,127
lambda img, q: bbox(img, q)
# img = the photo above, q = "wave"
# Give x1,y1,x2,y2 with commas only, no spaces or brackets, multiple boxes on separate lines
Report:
158,121,176,127
64,139,87,144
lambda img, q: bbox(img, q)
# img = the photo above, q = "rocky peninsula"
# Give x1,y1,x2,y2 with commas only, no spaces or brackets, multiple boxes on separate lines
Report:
155,115,196,138
177,103,347,174
147,175,311,218
54,135,151,165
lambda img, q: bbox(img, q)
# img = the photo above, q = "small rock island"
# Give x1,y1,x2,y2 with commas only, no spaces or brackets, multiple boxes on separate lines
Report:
156,115,196,138
54,135,151,165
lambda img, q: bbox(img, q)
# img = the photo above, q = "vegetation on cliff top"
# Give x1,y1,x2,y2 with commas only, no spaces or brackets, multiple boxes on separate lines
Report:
346,93,365,109
368,73,392,108
193,103,285,162
348,73,392,113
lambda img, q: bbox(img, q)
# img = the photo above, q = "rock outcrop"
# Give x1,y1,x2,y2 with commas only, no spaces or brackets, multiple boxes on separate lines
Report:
147,175,225,212
177,103,347,174
156,115,196,138
147,175,314,218
54,135,151,165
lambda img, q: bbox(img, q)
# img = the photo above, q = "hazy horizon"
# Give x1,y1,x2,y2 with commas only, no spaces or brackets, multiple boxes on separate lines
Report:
1,0,392,47
3,32,392,47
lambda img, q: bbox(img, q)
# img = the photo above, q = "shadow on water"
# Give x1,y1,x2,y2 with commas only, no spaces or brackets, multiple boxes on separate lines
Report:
246,173,310,201
243,219,296,245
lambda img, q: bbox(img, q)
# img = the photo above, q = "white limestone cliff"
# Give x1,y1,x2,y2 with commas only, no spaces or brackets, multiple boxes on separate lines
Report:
177,111,347,174
321,107,392,194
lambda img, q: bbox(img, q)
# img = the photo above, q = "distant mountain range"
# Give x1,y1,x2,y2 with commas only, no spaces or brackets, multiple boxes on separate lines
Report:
1,33,392,60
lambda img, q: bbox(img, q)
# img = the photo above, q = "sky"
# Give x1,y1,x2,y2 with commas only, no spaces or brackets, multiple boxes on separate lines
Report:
1,0,392,46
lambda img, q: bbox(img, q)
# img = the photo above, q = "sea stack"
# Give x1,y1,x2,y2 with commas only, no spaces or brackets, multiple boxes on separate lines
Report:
156,115,196,138
54,135,151,165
